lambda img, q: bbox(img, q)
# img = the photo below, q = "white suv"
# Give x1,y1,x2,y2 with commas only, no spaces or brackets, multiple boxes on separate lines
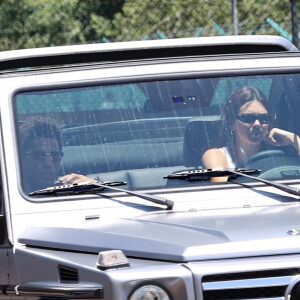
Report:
0,35,300,300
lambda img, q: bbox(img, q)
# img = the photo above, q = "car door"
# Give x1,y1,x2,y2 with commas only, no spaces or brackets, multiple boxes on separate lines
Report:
0,165,10,287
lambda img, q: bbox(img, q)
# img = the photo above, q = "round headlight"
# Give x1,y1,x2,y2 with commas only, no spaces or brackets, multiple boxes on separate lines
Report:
129,284,170,300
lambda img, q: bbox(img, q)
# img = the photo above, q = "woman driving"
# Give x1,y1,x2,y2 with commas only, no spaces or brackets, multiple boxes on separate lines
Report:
202,86,300,181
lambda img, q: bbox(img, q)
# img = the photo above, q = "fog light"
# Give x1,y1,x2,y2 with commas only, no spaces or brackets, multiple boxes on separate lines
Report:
129,285,170,300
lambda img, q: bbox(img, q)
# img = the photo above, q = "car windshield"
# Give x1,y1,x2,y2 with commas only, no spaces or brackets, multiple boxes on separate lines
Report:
14,73,300,195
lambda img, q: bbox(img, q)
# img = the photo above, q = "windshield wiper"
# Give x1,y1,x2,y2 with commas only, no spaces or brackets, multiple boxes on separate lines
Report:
164,168,261,180
29,181,174,210
225,168,300,198
165,168,300,198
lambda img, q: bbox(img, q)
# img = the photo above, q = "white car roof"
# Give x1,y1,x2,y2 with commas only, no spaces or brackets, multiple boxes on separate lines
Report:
0,35,297,71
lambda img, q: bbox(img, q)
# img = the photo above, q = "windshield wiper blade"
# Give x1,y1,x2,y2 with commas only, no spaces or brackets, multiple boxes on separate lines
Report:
29,181,174,210
29,181,127,196
166,167,300,198
164,168,261,180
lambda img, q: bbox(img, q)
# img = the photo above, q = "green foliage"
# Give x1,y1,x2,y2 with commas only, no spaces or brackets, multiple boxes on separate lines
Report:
0,0,125,50
97,0,293,40
0,0,296,50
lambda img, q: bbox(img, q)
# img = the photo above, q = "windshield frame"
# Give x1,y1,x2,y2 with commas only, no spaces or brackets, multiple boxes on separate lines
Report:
11,62,300,202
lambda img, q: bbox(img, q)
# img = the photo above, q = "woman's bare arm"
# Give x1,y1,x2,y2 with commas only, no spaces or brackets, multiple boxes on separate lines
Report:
266,128,300,154
202,148,230,182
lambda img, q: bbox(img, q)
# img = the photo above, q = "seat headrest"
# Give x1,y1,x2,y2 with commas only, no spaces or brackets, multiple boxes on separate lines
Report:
183,116,222,167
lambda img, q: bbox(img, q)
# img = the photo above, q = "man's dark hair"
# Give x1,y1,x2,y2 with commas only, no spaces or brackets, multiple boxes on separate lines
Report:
19,116,63,152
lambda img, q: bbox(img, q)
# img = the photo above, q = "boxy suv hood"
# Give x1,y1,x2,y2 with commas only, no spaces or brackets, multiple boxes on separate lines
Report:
18,204,300,262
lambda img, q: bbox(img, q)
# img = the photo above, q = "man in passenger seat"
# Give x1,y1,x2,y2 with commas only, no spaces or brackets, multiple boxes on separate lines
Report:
19,116,97,194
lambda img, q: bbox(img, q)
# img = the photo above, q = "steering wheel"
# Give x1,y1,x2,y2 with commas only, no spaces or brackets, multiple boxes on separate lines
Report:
240,149,300,179
244,149,286,165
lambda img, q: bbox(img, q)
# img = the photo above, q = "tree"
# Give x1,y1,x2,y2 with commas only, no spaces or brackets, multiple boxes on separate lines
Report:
0,0,125,50
90,0,293,40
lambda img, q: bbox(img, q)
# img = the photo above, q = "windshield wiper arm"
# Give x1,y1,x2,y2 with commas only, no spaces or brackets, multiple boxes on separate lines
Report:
29,181,174,210
164,168,261,180
224,168,300,198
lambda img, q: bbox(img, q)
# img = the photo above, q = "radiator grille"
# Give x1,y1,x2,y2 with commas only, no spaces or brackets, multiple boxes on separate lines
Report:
202,268,300,300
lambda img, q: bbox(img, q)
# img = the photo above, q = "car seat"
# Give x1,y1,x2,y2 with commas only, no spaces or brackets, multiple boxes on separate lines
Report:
183,115,222,168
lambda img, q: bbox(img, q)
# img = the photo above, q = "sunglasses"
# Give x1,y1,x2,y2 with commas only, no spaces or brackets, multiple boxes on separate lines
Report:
236,113,271,124
24,150,64,162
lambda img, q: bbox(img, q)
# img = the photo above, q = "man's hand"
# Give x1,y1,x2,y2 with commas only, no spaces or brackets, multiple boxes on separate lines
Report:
59,173,98,184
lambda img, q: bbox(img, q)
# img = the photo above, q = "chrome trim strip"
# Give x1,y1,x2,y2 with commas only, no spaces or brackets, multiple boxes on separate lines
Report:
244,298,284,300
202,275,292,290
284,274,300,300
5,285,103,299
